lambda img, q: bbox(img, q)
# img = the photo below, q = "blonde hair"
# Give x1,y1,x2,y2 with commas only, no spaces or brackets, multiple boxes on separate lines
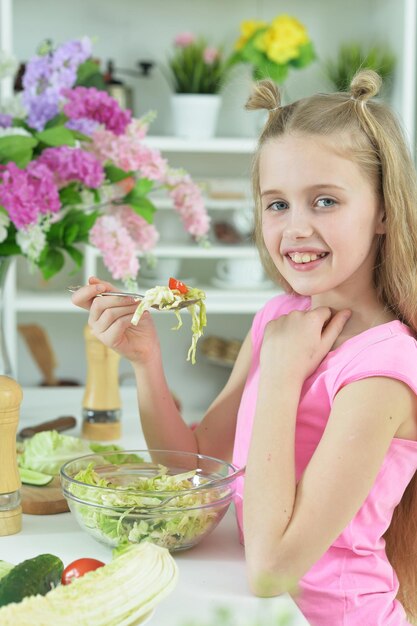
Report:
246,70,417,620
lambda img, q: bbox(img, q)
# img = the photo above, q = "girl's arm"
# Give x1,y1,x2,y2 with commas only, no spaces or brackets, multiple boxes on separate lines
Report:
72,277,252,460
133,330,252,461
243,308,417,596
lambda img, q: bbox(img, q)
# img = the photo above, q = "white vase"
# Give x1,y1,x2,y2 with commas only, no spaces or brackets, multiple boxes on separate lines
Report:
171,94,221,140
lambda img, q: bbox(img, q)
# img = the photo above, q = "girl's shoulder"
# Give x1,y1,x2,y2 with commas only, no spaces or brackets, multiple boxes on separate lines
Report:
252,292,310,339
330,320,417,400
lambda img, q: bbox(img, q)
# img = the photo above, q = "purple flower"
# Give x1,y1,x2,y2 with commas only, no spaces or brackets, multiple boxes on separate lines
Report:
66,117,100,136
0,114,12,128
23,93,60,131
37,146,104,188
52,37,92,72
22,54,52,90
63,87,132,135
22,37,93,130
0,162,60,229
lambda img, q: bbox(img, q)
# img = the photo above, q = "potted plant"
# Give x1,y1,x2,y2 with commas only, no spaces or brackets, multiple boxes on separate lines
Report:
229,14,316,84
167,33,231,140
323,42,396,96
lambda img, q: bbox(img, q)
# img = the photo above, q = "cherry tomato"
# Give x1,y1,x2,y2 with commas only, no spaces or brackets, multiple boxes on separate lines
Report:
61,558,105,585
169,277,188,294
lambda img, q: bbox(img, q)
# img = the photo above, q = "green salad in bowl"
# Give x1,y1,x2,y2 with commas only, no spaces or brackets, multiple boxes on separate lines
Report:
60,449,243,551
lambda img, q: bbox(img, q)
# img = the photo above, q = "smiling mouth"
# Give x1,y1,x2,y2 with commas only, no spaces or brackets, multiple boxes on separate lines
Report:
286,252,328,264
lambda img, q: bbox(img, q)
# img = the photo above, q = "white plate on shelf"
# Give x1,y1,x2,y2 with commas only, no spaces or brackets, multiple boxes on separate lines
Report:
211,276,275,291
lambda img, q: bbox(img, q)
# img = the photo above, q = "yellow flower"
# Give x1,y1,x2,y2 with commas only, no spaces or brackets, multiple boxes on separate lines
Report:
255,14,309,65
235,19,266,51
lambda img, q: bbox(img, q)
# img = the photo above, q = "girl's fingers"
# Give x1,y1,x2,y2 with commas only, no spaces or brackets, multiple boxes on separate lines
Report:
71,282,107,310
95,312,136,344
321,309,351,348
89,301,137,330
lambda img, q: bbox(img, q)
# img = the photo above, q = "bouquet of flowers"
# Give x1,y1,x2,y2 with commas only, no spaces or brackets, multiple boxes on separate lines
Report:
0,38,210,287
167,32,230,94
229,14,315,83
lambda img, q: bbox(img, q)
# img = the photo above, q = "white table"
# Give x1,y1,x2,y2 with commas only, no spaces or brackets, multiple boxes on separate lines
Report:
1,387,309,626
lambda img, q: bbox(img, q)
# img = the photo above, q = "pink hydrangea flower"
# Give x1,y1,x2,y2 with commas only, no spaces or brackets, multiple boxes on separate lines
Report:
37,146,104,188
92,124,168,181
203,47,219,65
166,170,210,238
0,161,60,229
63,87,132,136
174,32,196,48
114,206,159,251
90,215,139,281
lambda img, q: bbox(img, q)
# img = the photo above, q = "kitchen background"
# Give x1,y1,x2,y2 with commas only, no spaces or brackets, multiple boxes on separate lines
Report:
0,0,414,420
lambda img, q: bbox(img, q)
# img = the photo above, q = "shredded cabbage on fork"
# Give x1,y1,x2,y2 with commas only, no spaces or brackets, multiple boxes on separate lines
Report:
131,286,207,364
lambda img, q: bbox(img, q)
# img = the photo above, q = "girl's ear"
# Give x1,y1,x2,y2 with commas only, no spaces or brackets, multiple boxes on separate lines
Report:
375,204,386,235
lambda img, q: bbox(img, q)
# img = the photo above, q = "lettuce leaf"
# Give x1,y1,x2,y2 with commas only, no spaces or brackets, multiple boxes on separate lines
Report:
0,543,178,625
18,431,142,476
69,463,230,550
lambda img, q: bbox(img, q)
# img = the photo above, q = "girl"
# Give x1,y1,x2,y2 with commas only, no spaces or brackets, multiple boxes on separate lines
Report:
72,70,417,626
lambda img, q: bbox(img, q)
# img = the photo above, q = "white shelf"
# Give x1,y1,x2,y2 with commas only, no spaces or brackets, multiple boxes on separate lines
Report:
15,287,278,314
90,243,258,259
16,292,84,312
152,196,251,210
145,135,256,154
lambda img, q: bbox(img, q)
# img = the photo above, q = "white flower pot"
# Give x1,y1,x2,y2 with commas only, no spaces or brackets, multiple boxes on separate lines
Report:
171,94,221,140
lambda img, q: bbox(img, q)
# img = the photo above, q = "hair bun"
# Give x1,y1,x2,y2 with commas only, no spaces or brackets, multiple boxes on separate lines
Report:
350,69,382,101
245,79,282,112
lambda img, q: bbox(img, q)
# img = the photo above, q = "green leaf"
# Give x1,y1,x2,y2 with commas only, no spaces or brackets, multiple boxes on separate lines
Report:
77,60,107,90
39,248,65,280
0,241,20,255
254,60,288,84
126,196,157,224
65,245,84,268
77,211,99,238
105,165,133,183
59,184,82,206
64,223,80,245
133,178,153,196
69,129,92,143
0,222,20,255
47,220,65,246
44,113,68,129
290,42,316,69
0,135,38,166
36,126,76,147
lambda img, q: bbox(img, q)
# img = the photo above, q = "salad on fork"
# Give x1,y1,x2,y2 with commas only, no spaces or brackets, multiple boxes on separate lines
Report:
132,278,207,364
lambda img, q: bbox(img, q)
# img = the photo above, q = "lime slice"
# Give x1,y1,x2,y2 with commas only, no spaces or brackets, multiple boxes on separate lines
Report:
19,468,53,486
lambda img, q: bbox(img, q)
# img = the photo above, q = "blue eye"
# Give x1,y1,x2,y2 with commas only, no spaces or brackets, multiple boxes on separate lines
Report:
268,200,288,212
316,198,336,208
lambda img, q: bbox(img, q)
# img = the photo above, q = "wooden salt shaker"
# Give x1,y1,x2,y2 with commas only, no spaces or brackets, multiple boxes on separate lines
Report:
82,325,121,441
0,376,23,536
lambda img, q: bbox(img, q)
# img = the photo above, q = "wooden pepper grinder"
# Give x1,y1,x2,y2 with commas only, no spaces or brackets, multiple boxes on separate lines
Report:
0,376,23,536
82,325,121,441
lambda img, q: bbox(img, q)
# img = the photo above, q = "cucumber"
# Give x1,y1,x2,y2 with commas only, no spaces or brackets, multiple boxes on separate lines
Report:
19,468,53,486
0,554,63,607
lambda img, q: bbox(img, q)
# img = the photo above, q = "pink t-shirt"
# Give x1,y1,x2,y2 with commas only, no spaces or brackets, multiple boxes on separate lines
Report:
232,294,417,626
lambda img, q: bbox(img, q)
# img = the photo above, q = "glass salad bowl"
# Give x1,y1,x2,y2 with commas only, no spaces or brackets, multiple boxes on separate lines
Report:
60,449,244,552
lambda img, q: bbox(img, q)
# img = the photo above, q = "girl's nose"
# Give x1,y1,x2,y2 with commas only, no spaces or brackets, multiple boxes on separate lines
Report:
282,207,314,239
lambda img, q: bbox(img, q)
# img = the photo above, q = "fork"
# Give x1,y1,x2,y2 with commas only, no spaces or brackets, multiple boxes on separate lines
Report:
67,286,199,311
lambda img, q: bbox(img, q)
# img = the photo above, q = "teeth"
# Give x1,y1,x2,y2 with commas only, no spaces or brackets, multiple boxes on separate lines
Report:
289,252,326,264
